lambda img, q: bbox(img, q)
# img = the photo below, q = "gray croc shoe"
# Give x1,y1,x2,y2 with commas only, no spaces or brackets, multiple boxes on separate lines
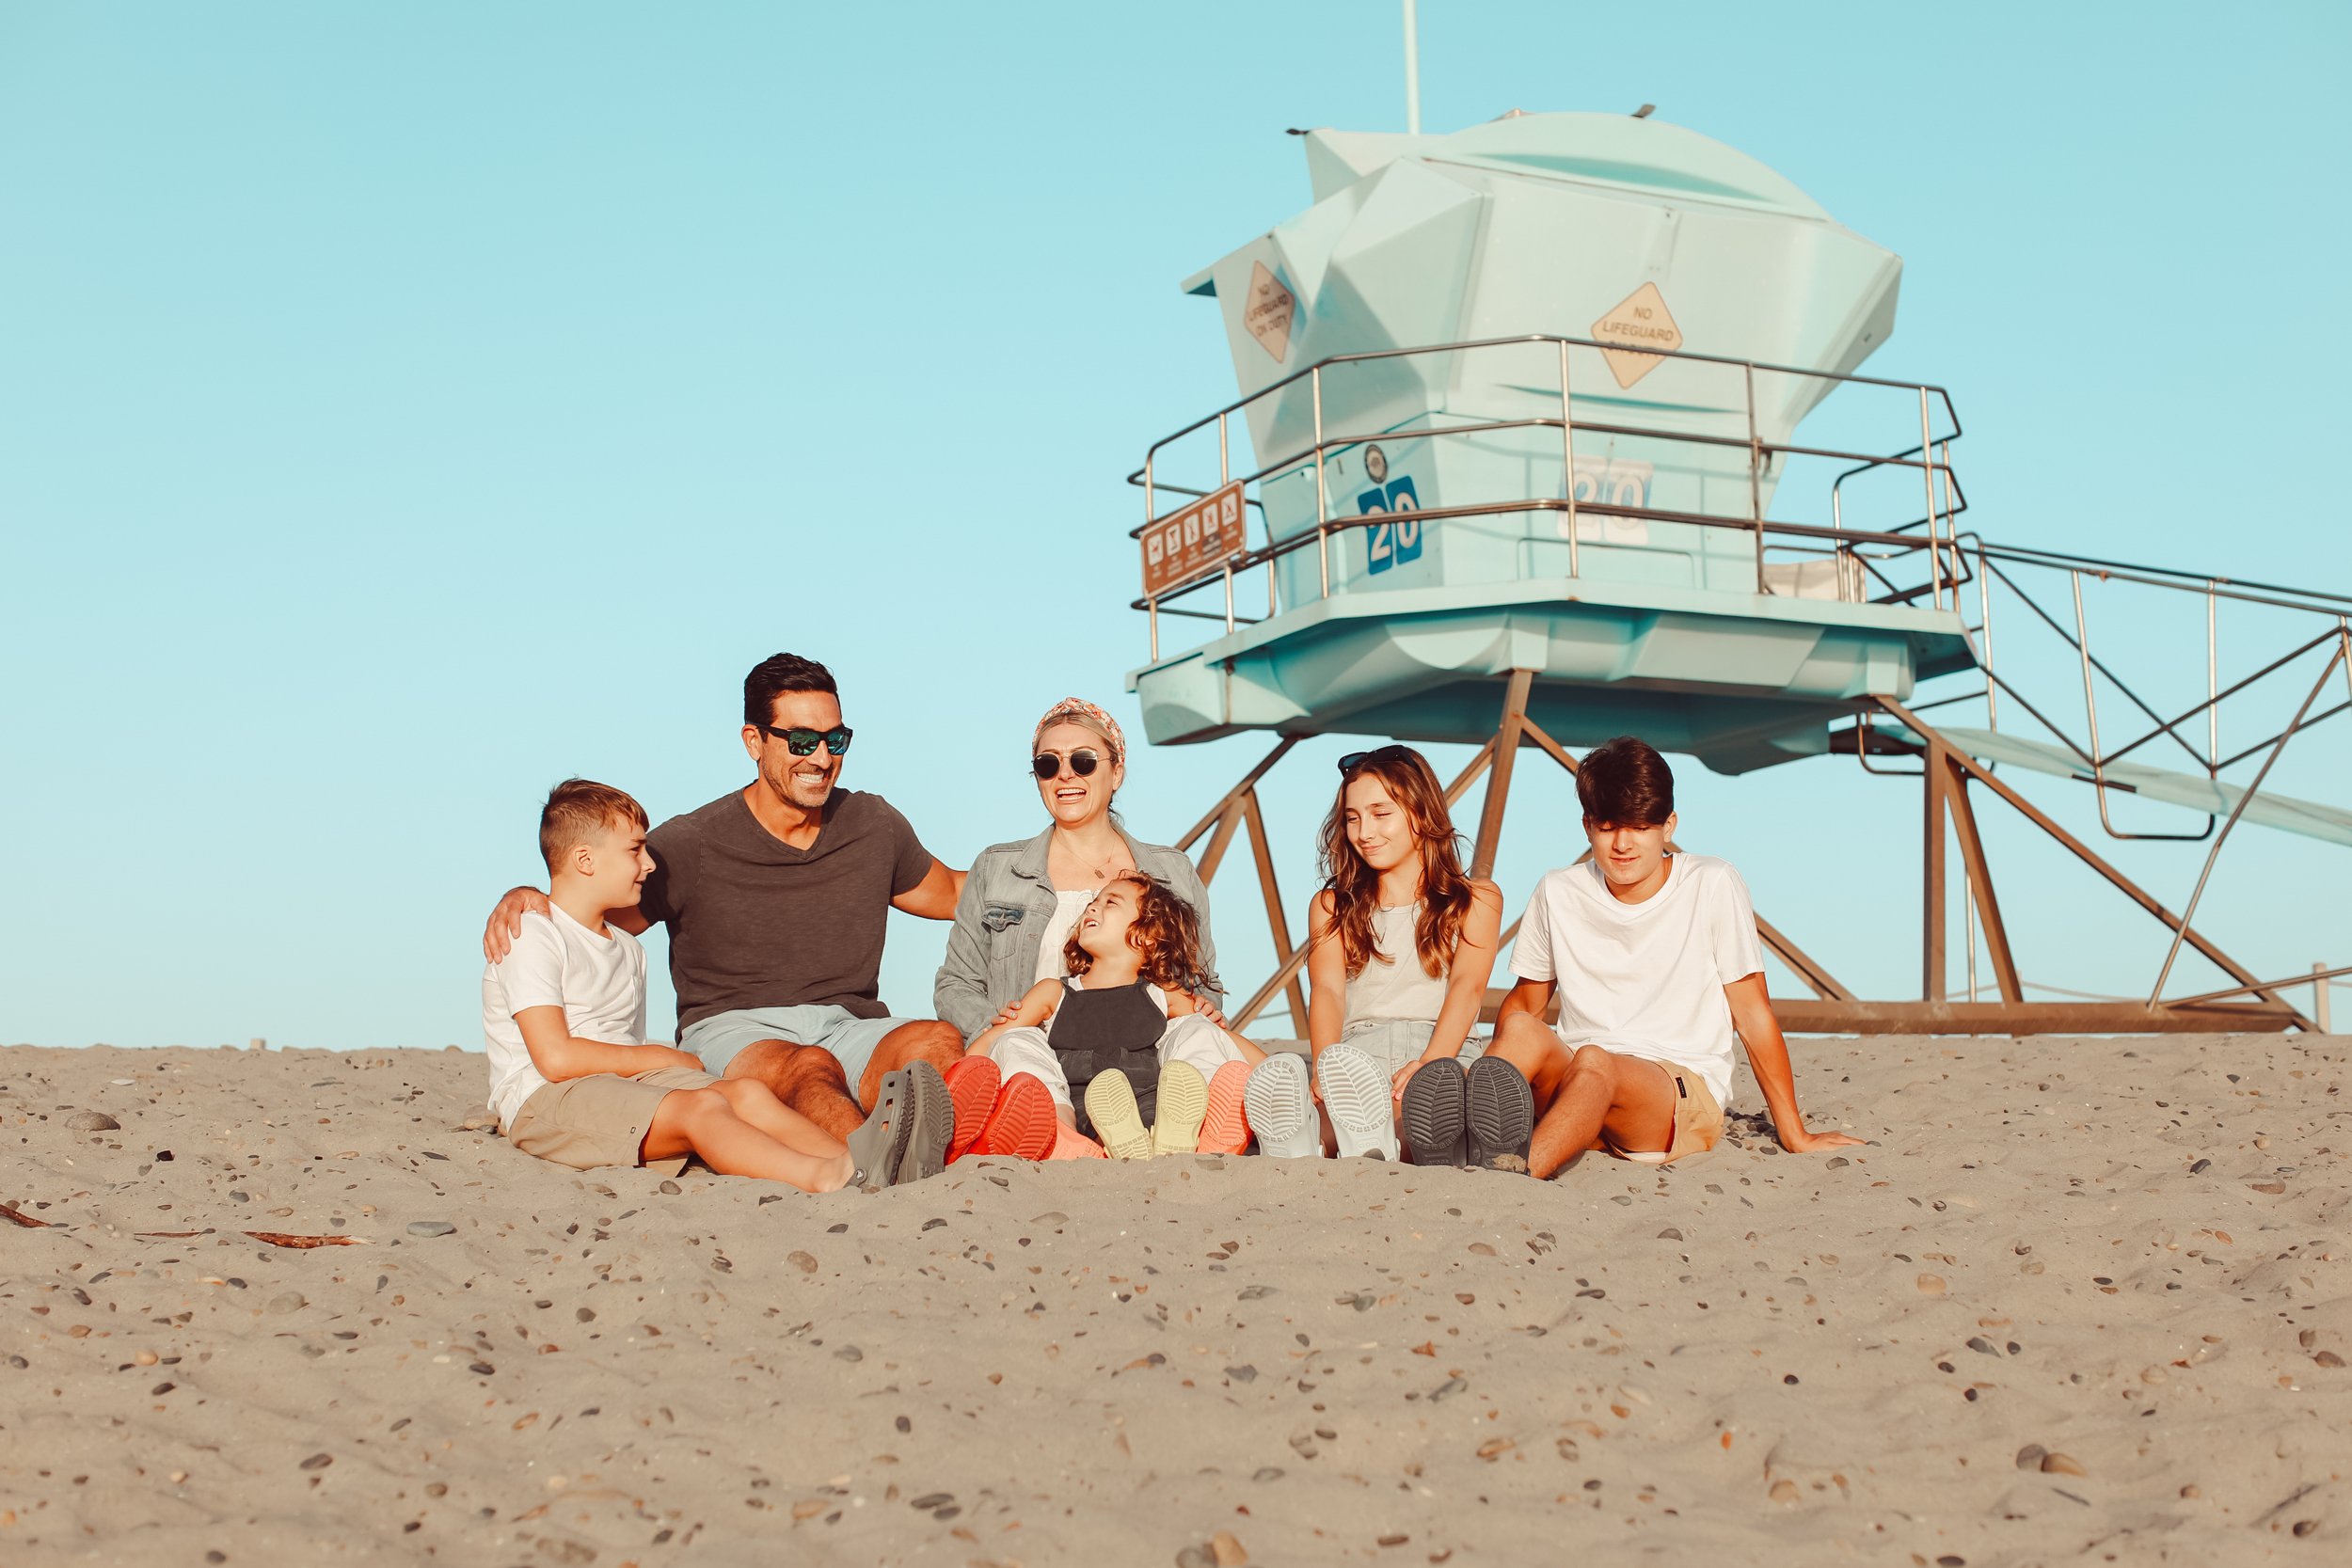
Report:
1464,1055,1534,1174
1242,1053,1319,1159
892,1060,954,1185
845,1069,914,1192
1400,1058,1468,1167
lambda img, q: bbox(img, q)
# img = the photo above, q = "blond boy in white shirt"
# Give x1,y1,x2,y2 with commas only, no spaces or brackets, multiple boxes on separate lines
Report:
1477,737,1861,1178
484,779,872,1192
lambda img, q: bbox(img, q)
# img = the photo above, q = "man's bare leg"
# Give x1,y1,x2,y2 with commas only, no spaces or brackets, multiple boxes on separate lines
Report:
853,1019,964,1109
1526,1045,1679,1180
723,1039,865,1140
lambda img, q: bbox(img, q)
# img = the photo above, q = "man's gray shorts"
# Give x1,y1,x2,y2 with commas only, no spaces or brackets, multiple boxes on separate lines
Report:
679,1006,904,1089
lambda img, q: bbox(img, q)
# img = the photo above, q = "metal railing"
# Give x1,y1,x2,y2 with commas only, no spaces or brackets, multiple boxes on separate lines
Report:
1907,539,2352,1007
1125,333,1968,661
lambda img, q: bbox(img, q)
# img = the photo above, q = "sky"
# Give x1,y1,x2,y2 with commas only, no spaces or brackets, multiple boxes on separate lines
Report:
5,1,2348,1050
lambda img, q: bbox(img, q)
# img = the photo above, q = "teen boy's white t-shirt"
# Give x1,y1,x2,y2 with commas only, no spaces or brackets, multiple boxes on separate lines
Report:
1511,853,1765,1108
481,906,648,1128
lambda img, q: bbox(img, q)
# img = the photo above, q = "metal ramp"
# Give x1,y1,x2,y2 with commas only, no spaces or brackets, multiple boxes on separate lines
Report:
1873,722,2352,847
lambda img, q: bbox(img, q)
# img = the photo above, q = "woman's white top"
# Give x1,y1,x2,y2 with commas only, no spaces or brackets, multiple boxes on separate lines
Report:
1033,888,1100,984
1344,901,1450,1023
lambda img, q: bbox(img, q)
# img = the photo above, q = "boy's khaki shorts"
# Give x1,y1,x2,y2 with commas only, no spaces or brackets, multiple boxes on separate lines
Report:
1602,1059,1724,1165
504,1067,719,1177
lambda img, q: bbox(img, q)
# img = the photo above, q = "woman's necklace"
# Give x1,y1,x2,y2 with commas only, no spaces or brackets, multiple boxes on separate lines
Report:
1058,830,1128,882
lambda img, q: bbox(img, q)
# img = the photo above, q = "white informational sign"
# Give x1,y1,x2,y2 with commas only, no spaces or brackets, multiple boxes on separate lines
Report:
1559,454,1655,544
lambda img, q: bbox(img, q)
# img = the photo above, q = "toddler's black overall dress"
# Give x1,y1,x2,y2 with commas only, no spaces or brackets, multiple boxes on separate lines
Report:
1047,978,1165,1136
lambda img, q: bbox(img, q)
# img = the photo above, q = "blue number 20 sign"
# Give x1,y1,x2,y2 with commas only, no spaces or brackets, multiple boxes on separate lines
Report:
1359,473,1422,575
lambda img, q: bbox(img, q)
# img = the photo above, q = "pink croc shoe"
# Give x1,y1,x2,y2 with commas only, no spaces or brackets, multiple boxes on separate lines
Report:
1197,1060,1251,1155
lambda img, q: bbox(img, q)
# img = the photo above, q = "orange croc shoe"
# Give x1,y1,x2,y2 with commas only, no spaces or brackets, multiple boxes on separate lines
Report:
1045,1121,1108,1160
942,1055,1001,1164
1197,1060,1251,1155
976,1072,1059,1161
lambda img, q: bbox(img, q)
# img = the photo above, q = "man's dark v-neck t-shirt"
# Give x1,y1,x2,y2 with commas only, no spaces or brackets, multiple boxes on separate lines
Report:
639,788,932,1034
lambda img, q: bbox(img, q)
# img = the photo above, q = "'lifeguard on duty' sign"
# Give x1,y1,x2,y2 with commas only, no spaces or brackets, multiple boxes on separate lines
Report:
1142,482,1248,598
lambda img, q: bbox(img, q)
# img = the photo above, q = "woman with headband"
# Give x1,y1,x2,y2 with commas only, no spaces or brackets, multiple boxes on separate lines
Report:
934,698,1246,1158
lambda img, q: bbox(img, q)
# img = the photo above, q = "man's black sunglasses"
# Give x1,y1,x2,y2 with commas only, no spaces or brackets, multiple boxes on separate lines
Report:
1032,749,1103,780
759,724,853,756
1338,744,1415,774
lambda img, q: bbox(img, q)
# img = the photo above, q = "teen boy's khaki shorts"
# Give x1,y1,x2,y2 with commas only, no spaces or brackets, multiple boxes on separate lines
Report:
504,1067,719,1177
1602,1059,1724,1166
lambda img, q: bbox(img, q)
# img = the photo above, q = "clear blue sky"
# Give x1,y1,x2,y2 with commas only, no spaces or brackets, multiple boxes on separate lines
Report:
6,2,2346,1049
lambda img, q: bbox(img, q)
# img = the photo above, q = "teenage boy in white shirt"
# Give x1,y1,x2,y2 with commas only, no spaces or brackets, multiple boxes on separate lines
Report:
1476,736,1860,1178
485,780,923,1192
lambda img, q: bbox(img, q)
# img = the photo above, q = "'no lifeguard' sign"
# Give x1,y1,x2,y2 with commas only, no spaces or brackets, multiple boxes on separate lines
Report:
1141,482,1248,599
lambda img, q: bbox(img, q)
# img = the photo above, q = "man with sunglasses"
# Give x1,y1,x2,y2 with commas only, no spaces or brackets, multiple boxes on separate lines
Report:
485,653,966,1179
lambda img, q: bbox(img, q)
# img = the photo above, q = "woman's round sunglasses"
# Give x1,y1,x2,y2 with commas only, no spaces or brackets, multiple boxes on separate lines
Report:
759,723,853,756
1032,748,1104,780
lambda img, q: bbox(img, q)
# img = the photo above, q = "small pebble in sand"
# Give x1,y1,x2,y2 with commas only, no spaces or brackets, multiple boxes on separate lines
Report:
2040,1452,2086,1477
407,1221,456,1238
1916,1274,1946,1294
2014,1444,2046,1469
659,1180,681,1195
67,1111,120,1132
787,1251,818,1274
267,1292,306,1315
1176,1548,1215,1568
1208,1530,1249,1565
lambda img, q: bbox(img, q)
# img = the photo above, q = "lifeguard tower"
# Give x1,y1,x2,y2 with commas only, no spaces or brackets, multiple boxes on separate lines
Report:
1127,111,2351,1038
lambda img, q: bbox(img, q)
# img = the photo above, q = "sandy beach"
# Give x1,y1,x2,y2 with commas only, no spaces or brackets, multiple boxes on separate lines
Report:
2,1032,2344,1566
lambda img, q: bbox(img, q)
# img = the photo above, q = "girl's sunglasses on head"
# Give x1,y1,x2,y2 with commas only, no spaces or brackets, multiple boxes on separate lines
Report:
1338,744,1413,774
761,724,853,756
1033,749,1103,780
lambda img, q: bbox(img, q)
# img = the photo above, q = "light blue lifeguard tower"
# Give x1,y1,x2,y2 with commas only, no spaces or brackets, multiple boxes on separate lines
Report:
1126,111,2350,1038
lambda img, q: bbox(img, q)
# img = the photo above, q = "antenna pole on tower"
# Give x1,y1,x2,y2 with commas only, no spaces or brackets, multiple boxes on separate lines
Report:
1403,0,1422,135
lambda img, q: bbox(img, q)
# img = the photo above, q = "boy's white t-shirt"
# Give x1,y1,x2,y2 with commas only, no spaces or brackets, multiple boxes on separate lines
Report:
1511,853,1765,1108
481,906,648,1128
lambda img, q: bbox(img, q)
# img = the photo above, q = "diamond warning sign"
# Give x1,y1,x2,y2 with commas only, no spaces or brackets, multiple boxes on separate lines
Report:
1591,282,1682,388
1244,261,1295,363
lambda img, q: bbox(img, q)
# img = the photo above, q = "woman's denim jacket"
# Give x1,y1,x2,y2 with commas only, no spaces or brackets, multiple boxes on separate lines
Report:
932,823,1220,1043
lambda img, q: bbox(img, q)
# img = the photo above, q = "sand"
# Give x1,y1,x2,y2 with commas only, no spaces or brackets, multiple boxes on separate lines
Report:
2,1033,2345,1566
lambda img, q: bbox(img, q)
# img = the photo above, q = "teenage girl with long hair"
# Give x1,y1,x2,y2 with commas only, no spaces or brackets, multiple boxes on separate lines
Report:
1244,745,1505,1162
